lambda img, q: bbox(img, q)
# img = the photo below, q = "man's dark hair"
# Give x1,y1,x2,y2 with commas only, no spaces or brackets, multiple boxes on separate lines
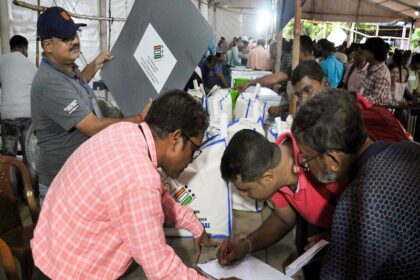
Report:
317,39,335,53
9,35,28,50
300,35,313,54
220,129,281,182
361,37,387,62
292,88,367,154
411,53,420,65
145,90,209,143
257,39,265,46
291,60,326,86
206,55,216,65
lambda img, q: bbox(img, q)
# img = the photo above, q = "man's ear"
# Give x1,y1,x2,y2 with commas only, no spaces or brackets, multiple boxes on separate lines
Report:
42,40,53,54
169,129,183,151
261,170,275,187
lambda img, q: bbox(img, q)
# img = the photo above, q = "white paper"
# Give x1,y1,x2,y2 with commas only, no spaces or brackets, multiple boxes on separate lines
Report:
198,256,292,280
134,23,177,93
285,239,329,277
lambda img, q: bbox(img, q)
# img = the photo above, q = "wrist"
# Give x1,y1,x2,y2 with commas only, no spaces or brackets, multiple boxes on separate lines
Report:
242,237,253,254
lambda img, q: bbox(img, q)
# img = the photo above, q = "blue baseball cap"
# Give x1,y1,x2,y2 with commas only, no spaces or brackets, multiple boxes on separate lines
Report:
37,7,86,41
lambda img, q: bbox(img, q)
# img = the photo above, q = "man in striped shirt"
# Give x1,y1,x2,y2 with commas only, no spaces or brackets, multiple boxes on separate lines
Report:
31,90,218,279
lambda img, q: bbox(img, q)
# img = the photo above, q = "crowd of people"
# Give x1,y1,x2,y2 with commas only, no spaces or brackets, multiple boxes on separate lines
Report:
0,5,419,280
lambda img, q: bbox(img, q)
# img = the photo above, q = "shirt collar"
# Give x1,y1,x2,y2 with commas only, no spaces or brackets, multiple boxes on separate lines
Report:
41,53,80,79
368,61,385,73
139,122,158,168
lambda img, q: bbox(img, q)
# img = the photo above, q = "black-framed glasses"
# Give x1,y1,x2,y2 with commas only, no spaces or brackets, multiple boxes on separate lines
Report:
182,133,202,161
297,152,320,171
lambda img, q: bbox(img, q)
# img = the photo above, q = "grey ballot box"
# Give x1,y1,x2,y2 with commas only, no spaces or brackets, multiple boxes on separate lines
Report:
101,0,213,116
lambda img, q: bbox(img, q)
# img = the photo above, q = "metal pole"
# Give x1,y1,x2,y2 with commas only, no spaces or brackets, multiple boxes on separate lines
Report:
0,0,11,54
99,0,108,51
289,0,301,115
274,0,283,73
401,24,406,49
35,0,40,66
349,22,355,44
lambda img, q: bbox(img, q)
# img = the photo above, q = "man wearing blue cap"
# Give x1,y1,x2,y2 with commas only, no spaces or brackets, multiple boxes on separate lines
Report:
31,7,151,205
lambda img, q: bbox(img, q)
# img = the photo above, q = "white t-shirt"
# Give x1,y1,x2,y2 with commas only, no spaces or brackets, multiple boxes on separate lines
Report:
0,51,37,119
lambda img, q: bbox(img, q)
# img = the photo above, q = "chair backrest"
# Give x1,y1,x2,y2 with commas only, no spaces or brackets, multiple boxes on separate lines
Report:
0,156,39,235
0,238,20,280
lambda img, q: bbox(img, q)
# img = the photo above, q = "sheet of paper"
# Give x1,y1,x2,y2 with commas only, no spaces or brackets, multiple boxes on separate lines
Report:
285,239,329,277
197,256,292,280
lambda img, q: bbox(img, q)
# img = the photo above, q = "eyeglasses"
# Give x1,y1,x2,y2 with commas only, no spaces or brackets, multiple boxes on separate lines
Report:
182,133,202,161
297,152,320,171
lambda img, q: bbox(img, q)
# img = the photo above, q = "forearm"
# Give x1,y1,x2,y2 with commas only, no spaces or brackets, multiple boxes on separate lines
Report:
251,72,289,88
215,73,229,88
80,62,97,83
246,212,295,252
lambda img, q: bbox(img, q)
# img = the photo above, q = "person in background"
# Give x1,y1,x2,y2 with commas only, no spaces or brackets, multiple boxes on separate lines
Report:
292,60,411,143
247,39,271,71
199,54,229,90
0,34,38,196
217,36,229,54
225,38,242,68
237,35,314,93
31,90,220,280
360,37,391,105
31,7,151,205
316,39,343,88
341,43,369,92
405,53,420,95
334,43,348,65
292,89,420,279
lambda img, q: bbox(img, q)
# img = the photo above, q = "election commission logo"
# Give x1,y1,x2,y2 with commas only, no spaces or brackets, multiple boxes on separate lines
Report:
153,44,163,60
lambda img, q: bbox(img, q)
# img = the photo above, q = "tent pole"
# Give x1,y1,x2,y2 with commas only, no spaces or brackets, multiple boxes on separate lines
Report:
36,0,40,66
99,0,108,51
0,0,11,54
400,24,406,50
274,0,283,73
289,0,301,115
349,22,355,44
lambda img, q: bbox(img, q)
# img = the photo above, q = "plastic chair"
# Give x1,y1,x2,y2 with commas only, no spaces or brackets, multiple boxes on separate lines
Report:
0,155,40,280
0,238,20,280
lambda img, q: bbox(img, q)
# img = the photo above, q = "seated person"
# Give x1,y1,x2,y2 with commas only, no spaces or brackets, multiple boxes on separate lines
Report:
199,54,229,91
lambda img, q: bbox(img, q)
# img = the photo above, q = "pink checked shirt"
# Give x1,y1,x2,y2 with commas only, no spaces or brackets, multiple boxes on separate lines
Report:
31,122,206,280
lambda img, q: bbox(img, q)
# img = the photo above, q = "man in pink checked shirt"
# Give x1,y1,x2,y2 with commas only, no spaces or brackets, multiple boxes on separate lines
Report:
31,90,220,279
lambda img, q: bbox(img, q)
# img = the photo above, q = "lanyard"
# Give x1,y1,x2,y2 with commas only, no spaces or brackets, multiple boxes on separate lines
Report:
42,58,103,117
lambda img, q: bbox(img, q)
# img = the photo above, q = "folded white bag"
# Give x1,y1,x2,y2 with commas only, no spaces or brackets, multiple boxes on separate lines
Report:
245,86,286,124
162,127,232,237
206,86,233,124
266,115,293,143
187,80,207,109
